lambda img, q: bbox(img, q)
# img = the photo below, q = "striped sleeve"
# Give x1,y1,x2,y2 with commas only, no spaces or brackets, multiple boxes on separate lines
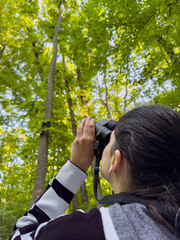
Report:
10,208,106,240
10,160,87,240
34,208,106,240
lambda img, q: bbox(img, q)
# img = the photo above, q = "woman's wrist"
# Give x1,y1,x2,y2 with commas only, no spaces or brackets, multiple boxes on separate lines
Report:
69,159,88,174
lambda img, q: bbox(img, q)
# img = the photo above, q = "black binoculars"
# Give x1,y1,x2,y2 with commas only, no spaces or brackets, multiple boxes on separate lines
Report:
93,119,116,202
94,119,116,158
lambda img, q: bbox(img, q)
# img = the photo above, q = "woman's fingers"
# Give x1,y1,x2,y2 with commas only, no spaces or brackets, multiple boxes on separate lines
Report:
88,118,95,139
77,117,94,138
77,118,86,137
83,116,91,136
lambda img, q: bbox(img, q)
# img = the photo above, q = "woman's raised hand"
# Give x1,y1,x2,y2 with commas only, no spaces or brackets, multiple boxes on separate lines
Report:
71,117,95,172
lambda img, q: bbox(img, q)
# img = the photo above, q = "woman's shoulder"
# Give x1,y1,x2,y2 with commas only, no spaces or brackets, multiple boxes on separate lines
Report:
106,203,179,240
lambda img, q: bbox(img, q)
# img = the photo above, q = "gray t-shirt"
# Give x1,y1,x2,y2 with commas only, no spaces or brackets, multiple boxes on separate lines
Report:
109,203,179,240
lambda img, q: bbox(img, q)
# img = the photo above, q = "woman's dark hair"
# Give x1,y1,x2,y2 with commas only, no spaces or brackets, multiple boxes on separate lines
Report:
114,105,180,235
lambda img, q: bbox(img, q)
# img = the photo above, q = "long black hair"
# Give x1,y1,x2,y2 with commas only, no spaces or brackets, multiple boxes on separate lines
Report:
114,105,180,235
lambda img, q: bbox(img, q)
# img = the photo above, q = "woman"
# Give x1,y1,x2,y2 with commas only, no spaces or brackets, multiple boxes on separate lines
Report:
10,105,180,239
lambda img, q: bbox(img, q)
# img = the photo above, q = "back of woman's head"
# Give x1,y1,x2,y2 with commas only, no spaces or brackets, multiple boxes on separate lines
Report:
114,105,180,235
115,105,180,190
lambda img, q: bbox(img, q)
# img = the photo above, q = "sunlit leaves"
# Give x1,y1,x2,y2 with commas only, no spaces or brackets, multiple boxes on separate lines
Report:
0,0,179,238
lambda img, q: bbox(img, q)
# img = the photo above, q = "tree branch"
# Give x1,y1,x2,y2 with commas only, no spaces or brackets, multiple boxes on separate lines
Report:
44,4,62,120
26,27,44,83
0,44,6,61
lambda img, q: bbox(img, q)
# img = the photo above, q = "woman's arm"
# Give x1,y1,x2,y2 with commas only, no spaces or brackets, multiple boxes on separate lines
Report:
10,160,88,239
10,117,96,240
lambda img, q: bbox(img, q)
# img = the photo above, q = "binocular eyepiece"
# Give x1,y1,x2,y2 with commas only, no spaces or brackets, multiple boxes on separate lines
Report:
93,119,116,202
94,119,116,157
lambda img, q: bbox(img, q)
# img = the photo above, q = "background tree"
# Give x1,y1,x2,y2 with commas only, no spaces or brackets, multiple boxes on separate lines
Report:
30,0,62,206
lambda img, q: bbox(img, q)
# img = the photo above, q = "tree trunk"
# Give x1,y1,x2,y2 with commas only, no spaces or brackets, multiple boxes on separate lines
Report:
80,182,88,203
72,195,79,210
63,57,79,210
30,4,62,206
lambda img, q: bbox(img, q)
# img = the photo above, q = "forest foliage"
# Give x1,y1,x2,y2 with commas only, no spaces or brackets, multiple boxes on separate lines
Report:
0,0,180,239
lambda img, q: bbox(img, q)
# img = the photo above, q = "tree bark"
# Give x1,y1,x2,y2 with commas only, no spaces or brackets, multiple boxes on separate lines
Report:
30,4,62,206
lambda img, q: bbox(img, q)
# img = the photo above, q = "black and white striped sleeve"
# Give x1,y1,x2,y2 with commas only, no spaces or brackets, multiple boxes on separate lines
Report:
10,160,88,240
